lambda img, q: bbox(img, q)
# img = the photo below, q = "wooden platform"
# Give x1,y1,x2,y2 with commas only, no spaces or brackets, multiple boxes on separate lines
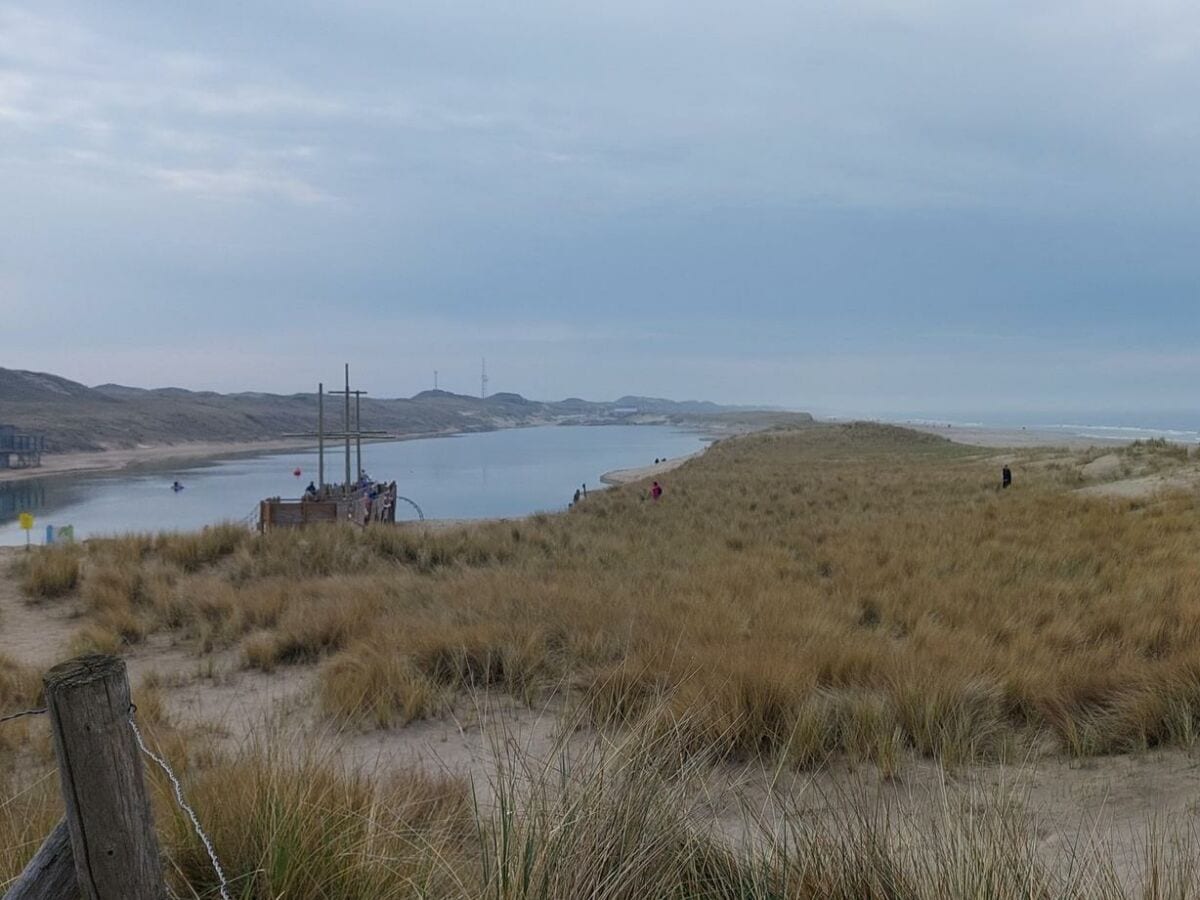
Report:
258,481,399,531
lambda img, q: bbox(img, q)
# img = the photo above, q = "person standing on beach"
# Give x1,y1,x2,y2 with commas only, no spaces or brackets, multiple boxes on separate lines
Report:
582,482,588,498
1002,465,1012,489
651,481,663,500
573,488,581,505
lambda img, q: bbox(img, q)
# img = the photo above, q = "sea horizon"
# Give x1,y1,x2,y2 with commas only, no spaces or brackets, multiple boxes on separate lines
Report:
819,412,1200,444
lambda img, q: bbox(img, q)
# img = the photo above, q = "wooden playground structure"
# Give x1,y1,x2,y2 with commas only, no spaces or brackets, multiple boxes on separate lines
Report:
258,480,400,531
258,365,420,532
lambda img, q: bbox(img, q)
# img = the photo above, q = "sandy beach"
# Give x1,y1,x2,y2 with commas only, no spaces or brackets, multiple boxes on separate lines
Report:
600,450,703,485
900,423,1136,449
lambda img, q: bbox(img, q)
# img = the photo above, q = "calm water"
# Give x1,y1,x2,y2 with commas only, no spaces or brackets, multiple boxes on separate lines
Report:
0,426,706,546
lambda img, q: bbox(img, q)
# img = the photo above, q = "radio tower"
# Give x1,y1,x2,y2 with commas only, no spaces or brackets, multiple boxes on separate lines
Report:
480,358,489,399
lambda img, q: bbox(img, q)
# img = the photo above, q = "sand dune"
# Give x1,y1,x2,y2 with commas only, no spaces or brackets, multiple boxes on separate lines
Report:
1076,468,1200,499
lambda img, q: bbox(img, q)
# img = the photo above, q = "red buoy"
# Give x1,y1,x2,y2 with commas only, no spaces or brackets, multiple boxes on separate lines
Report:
293,468,302,477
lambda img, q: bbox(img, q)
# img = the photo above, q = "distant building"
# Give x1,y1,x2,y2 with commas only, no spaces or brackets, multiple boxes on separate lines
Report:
0,425,45,469
612,407,639,416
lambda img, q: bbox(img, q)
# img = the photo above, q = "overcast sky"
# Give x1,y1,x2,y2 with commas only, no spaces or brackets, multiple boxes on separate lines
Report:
2,1,1198,420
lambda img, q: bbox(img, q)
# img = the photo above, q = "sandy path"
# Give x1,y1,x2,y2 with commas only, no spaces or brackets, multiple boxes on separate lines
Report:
132,652,320,746
0,548,79,668
601,450,704,486
0,547,313,740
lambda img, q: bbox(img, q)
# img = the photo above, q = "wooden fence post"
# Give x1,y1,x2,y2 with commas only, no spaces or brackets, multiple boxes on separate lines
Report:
43,655,164,900
2,819,80,900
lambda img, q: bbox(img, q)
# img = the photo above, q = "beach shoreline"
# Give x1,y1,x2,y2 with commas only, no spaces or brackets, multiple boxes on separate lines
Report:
0,438,321,484
600,450,704,485
890,422,1139,449
0,429,481,485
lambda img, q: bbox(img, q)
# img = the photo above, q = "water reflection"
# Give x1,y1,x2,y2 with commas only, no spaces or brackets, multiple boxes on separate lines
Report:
0,481,45,519
0,479,87,523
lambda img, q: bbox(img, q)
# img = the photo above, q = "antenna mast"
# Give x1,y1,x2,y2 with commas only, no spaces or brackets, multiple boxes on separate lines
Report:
288,364,387,493
481,358,489,399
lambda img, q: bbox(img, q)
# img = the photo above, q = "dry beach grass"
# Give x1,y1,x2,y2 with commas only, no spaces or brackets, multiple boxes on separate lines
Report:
5,698,1200,898
33,423,1200,763
7,422,1200,896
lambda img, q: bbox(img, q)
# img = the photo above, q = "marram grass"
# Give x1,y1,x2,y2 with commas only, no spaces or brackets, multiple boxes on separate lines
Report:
52,423,1200,765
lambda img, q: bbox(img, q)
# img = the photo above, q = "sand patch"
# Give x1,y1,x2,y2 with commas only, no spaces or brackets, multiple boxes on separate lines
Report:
125,638,318,739
703,746,1200,890
1076,468,1200,499
601,450,703,485
1080,452,1123,479
0,547,79,668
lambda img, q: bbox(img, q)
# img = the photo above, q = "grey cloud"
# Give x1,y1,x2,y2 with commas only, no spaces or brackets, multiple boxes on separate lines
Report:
3,0,1200,416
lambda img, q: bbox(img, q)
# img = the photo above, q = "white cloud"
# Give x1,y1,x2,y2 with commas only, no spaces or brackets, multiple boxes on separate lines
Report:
148,166,334,205
178,85,348,118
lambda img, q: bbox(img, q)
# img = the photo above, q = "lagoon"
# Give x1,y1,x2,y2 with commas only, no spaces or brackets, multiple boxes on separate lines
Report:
0,425,707,546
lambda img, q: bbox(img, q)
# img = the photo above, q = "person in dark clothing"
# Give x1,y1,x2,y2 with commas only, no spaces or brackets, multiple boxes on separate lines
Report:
582,483,588,498
304,481,318,499
1002,465,1012,489
573,488,581,505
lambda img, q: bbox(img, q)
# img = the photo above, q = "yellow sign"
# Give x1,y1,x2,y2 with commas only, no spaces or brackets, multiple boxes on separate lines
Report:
18,513,33,531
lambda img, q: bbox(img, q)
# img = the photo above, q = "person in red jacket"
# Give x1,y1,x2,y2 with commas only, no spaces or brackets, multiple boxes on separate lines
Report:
651,481,663,500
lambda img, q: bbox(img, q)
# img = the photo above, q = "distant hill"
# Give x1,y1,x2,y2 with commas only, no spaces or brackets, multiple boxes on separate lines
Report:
0,367,812,453
0,368,100,402
613,396,726,415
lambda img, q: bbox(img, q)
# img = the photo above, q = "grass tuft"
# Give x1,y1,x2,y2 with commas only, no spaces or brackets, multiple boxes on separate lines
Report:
19,545,81,598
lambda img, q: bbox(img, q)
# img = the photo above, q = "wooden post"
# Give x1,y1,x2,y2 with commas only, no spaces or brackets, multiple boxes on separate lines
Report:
43,655,164,900
318,381,325,491
2,819,80,900
354,391,362,482
343,363,351,491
